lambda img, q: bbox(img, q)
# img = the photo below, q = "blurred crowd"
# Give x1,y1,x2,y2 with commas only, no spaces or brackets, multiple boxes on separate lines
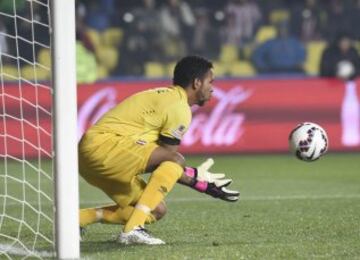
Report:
1,0,360,82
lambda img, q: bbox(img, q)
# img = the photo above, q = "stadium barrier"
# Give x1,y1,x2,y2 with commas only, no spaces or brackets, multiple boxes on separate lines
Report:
2,78,360,157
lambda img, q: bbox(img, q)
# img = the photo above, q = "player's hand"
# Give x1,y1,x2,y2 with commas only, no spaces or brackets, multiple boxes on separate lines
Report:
205,182,240,202
185,158,240,202
196,158,232,187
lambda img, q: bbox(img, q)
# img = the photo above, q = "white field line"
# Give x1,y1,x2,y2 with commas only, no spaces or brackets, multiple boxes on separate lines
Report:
167,194,360,202
80,193,360,204
0,243,54,258
2,194,360,207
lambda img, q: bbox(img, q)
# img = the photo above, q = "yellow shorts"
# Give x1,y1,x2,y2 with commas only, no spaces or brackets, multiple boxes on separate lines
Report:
78,130,158,208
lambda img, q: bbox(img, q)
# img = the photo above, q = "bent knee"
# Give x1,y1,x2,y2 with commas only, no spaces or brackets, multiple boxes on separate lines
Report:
152,201,167,220
168,152,185,168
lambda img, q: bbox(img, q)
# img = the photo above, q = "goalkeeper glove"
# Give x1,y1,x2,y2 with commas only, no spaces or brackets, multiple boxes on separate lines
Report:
185,158,239,202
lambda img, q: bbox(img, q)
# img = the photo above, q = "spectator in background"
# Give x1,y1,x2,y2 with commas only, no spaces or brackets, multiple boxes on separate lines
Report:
320,33,360,80
76,40,98,83
76,8,96,55
324,0,352,42
191,8,220,59
222,0,262,46
84,0,114,31
349,0,360,40
116,24,149,75
132,0,162,61
252,22,306,74
114,0,162,75
76,4,98,83
290,0,326,42
158,0,196,61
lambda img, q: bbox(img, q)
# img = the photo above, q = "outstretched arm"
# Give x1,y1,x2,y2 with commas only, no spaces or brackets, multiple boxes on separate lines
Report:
157,139,239,202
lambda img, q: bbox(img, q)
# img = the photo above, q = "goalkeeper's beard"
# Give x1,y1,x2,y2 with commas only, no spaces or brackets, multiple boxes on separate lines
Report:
197,92,210,107
198,99,206,106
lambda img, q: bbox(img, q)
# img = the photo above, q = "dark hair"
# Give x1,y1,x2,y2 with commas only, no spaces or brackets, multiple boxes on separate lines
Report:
173,56,213,88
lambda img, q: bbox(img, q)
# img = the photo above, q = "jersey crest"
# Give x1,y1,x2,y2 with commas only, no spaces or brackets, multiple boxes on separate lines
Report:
171,125,186,139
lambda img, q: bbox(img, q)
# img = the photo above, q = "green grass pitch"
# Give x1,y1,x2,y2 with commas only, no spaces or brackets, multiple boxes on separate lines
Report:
1,153,360,259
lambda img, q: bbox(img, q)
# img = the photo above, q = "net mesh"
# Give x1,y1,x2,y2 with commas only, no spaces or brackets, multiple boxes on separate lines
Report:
0,0,54,258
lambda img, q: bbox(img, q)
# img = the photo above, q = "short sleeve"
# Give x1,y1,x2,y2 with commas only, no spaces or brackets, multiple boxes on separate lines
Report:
160,102,191,143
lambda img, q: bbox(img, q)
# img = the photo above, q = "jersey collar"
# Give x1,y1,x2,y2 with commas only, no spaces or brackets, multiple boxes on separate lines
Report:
173,85,188,101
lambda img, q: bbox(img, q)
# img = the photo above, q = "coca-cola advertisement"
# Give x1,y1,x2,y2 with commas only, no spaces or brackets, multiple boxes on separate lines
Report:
2,78,360,158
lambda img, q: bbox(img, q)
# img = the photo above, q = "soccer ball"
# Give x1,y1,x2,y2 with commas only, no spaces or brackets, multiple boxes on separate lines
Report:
288,122,329,162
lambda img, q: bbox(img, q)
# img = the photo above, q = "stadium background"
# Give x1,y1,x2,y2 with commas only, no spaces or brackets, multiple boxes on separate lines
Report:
0,0,360,157
2,0,360,156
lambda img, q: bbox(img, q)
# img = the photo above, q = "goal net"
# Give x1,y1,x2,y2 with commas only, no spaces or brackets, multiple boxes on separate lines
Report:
0,0,79,259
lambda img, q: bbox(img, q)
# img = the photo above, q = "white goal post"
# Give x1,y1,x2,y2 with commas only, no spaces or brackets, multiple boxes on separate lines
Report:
51,0,80,259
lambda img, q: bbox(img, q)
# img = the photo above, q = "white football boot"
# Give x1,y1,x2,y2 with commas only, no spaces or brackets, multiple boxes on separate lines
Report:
118,226,165,245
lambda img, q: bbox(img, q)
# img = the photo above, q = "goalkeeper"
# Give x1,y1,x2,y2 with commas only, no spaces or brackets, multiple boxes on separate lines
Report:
79,56,239,245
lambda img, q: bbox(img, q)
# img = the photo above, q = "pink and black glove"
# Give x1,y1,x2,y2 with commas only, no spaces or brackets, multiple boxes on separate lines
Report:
185,158,239,202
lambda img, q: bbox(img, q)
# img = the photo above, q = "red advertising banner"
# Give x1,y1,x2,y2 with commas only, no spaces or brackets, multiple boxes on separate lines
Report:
2,78,360,158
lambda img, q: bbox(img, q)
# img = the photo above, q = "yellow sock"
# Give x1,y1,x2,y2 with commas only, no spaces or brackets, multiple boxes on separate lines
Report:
79,205,156,227
123,161,183,232
101,205,157,225
79,208,98,227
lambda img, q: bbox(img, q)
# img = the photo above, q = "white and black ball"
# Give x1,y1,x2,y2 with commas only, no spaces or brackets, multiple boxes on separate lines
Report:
289,122,329,162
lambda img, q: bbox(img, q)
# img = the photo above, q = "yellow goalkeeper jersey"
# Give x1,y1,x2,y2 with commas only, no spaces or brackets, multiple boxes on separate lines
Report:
90,85,192,145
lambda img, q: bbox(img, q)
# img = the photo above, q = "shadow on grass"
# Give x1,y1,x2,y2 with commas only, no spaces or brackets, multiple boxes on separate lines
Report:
80,238,252,254
81,240,141,253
